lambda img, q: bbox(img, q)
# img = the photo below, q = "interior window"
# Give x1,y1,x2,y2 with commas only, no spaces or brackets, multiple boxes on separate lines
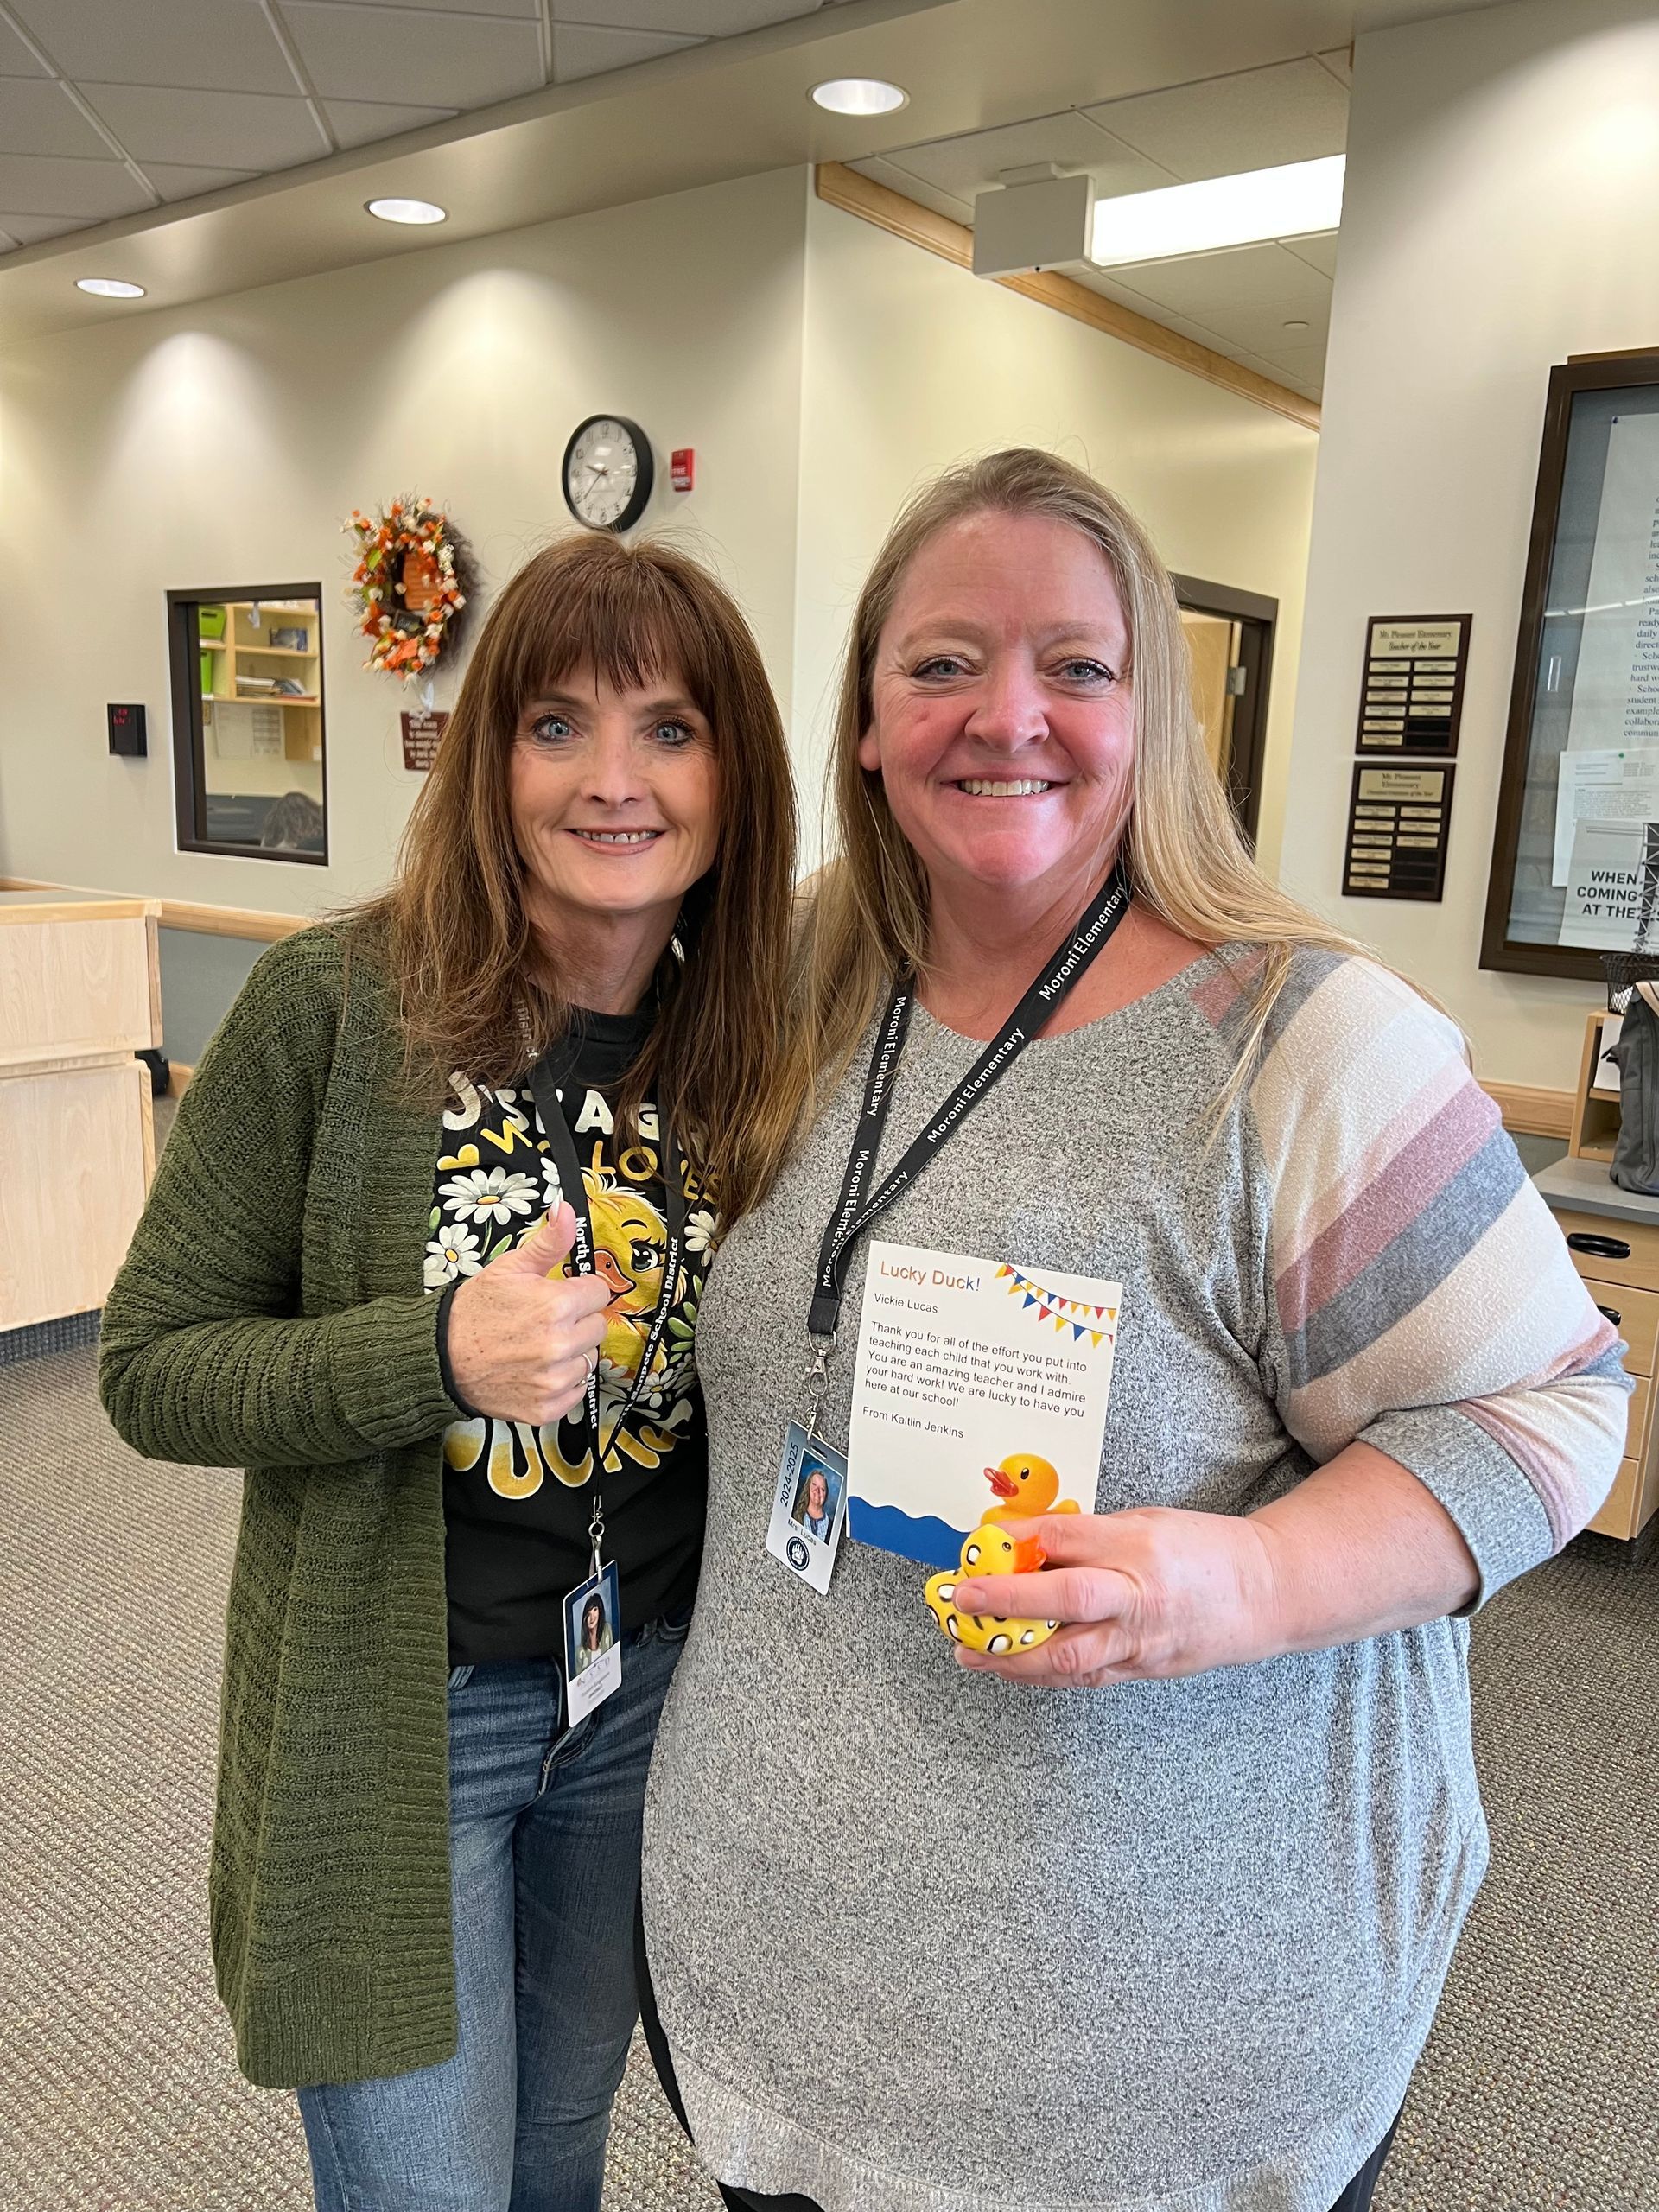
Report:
167,586,327,863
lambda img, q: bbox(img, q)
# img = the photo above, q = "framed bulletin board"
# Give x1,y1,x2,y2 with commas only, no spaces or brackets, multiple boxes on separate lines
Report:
1483,353,1659,979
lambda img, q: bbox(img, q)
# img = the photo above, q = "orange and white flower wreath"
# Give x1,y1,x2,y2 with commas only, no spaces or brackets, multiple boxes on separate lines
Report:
345,495,475,680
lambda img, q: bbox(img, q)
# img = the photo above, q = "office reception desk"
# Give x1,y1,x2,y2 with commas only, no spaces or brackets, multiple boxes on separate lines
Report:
0,889,160,1334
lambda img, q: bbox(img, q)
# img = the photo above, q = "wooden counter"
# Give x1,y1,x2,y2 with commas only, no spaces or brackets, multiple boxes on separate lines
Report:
0,889,161,1332
1534,1154,1659,1540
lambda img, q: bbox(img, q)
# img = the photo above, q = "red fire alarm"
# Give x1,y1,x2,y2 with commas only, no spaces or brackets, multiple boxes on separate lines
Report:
670,448,695,493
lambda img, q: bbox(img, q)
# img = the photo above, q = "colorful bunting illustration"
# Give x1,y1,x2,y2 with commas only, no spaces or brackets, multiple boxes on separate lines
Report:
995,1264,1118,1349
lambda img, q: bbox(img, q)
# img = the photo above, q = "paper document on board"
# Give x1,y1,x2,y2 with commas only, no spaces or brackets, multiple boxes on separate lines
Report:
846,1240,1120,1571
1553,749,1659,884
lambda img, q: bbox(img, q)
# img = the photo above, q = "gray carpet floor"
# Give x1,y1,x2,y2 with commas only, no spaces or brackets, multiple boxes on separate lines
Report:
2,1342,1654,2212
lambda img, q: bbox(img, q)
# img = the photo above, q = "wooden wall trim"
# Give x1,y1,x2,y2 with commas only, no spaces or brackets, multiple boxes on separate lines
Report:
1,877,305,943
155,899,307,944
1482,1080,1573,1141
814,162,1322,435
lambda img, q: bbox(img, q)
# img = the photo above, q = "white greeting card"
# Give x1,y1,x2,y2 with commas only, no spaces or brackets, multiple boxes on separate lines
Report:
847,1240,1121,1569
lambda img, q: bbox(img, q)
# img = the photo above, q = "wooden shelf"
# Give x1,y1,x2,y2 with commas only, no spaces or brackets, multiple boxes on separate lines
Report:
236,644,315,658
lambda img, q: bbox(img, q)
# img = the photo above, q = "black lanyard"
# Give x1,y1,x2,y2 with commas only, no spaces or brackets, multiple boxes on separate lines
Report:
807,865,1129,1343
527,1037,687,1465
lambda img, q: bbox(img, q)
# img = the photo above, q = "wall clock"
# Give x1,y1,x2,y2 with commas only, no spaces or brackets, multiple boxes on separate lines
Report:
562,415,653,532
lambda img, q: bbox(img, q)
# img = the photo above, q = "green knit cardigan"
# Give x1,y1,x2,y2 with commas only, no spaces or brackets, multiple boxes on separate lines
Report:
99,925,467,2090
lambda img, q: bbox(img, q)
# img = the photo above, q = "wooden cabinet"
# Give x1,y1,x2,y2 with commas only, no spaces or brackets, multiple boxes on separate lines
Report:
1535,1154,1659,1540
0,892,160,1332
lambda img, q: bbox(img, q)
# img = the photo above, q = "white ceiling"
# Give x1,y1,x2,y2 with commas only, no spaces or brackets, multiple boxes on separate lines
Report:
851,49,1351,401
0,0,1527,350
0,0,837,251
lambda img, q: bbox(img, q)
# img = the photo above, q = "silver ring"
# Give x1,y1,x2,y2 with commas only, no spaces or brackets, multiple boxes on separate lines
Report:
582,1349,599,1378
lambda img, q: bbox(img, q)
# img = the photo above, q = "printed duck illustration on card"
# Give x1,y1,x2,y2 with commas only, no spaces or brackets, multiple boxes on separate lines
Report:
846,1239,1121,1571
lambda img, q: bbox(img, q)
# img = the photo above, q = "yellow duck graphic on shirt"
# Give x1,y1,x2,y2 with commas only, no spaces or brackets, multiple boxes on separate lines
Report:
444,1151,684,1499
924,1521,1060,1656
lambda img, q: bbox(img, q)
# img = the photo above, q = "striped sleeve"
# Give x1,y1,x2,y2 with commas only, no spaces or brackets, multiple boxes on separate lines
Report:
1242,950,1629,1602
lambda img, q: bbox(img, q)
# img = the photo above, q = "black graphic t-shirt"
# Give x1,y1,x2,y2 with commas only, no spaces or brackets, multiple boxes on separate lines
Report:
427,1008,717,1662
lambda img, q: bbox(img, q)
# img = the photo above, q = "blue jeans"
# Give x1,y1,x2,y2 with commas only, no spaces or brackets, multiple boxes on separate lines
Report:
298,1617,687,2212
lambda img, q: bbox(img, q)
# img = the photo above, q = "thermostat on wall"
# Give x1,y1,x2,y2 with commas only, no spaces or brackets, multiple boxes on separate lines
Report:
107,702,147,757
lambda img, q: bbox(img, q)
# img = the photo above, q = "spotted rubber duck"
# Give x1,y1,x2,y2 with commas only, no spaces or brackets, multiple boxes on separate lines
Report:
924,1521,1059,1656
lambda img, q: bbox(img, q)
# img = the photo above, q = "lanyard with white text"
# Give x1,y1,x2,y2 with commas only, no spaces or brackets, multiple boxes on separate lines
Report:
527,1039,687,1469
804,865,1130,1416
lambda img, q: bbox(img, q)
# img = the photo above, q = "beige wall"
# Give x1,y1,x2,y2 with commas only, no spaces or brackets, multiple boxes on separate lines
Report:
1282,0,1659,1090
0,160,1319,931
791,190,1321,869
0,167,810,914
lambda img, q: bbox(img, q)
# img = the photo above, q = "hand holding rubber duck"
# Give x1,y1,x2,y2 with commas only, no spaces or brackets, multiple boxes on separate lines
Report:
946,1503,1285,1687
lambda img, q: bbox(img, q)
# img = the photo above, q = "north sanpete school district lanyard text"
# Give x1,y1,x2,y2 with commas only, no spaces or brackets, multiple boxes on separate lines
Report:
528,1039,687,1467
804,866,1130,1418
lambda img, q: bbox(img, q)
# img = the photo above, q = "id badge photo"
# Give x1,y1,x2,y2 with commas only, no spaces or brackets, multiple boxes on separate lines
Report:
766,1420,849,1596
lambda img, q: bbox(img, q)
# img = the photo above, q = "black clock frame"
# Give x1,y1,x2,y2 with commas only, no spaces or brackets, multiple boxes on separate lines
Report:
561,414,654,533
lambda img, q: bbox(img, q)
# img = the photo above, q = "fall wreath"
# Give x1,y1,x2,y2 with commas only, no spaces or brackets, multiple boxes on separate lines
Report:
346,496,477,679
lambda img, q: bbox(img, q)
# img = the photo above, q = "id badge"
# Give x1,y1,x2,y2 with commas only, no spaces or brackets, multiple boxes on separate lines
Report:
766,1421,849,1596
563,1560,622,1726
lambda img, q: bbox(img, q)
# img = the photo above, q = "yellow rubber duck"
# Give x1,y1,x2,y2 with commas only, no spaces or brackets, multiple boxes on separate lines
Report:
924,1522,1059,1656
981,1452,1080,1520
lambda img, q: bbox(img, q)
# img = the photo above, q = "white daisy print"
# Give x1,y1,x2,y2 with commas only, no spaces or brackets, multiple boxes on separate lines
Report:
440,1165,540,1224
424,1223,484,1287
683,1207,717,1255
540,1153,565,1209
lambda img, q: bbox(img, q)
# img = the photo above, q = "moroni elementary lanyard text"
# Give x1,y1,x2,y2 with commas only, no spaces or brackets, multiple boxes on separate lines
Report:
800,864,1130,1439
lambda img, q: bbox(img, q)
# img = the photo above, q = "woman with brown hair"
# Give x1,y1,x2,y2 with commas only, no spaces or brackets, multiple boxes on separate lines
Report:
99,530,798,2212
639,448,1625,2212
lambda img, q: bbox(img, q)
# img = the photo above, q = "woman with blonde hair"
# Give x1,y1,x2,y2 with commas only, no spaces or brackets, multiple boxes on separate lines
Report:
639,448,1626,2212
100,528,798,2211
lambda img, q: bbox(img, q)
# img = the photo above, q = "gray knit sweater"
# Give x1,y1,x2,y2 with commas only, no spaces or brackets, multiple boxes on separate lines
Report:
642,949,1624,2212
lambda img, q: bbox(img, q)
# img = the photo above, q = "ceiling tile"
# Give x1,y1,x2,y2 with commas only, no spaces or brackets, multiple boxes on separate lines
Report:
1253,340,1326,379
551,0,817,29
282,2,543,107
1314,45,1353,86
0,14,49,74
846,155,971,229
0,151,150,216
10,0,297,94
0,75,109,156
1091,239,1333,321
0,209,89,245
1216,293,1331,352
551,23,702,82
321,97,459,149
143,162,264,200
1082,58,1347,183
1282,231,1338,277
79,84,327,171
887,111,1173,207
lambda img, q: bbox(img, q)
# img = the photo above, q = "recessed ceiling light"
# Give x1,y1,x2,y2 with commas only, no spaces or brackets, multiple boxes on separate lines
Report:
366,197,447,226
810,78,907,117
1090,156,1344,268
76,276,144,298
1282,317,1312,332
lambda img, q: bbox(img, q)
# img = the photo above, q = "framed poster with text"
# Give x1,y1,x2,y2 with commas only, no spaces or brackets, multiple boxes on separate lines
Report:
1484,352,1659,979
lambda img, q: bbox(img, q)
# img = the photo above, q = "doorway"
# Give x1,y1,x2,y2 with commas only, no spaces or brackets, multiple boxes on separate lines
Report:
1170,574,1278,848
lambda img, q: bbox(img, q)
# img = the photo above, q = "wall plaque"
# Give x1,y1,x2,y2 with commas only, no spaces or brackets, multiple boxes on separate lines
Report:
400,709,449,772
1355,614,1471,755
1342,763,1456,901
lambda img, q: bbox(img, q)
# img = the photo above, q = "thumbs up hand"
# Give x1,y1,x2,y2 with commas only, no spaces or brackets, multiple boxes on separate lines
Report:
445,1202,614,1427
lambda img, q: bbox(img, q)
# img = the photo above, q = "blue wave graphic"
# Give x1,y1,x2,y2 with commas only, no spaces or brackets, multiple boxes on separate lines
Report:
848,1497,966,1572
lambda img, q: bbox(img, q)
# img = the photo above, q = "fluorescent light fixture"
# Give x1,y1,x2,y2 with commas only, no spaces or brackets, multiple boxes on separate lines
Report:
1090,155,1344,268
366,197,447,226
76,276,145,298
810,78,907,116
